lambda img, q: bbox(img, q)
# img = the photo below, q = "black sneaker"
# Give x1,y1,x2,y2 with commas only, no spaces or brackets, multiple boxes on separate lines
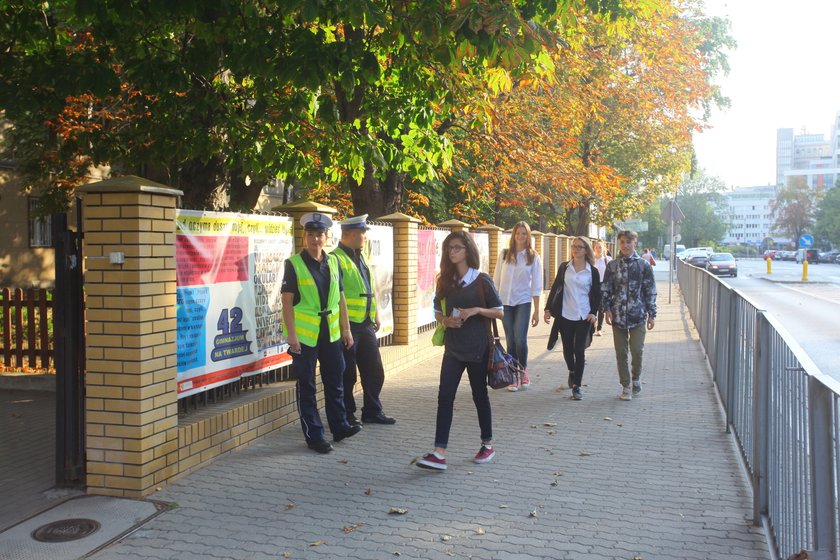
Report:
333,424,362,442
347,413,362,427
572,387,583,400
307,440,333,454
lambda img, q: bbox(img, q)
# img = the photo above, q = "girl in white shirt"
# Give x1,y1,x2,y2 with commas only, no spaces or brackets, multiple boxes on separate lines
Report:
543,237,601,400
493,221,543,391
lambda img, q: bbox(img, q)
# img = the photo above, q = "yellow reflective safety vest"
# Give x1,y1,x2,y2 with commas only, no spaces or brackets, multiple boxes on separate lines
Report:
331,246,376,325
288,253,340,346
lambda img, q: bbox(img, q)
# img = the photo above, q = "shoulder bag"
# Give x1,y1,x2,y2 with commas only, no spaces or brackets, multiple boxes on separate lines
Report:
477,276,523,389
431,298,446,346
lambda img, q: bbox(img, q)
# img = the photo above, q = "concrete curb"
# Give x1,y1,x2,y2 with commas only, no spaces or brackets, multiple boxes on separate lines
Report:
0,374,56,392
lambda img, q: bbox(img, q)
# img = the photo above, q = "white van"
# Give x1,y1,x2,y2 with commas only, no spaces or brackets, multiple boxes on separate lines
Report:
662,244,685,260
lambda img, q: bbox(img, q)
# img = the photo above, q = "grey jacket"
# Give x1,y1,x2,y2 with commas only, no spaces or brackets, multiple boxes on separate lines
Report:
601,252,657,329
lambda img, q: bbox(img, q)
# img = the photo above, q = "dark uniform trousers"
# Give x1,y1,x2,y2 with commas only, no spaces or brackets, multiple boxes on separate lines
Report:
342,321,385,418
292,324,349,443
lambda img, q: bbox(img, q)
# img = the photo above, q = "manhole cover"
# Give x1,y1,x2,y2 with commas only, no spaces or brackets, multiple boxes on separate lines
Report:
31,518,101,542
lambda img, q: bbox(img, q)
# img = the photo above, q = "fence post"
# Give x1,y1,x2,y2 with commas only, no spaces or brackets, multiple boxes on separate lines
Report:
809,378,837,558
379,213,420,346
77,176,183,497
752,313,771,526
476,225,503,277
52,212,86,484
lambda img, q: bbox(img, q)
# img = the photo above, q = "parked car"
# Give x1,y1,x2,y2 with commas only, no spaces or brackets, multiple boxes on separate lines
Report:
686,252,709,268
795,249,820,264
778,250,796,261
706,253,737,277
819,250,839,263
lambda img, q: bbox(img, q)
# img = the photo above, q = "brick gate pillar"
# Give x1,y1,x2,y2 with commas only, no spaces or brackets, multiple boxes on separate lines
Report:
77,176,182,497
476,225,503,276
379,213,420,346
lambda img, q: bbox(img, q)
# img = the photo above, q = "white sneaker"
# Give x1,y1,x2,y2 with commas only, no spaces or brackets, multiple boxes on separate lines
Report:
507,379,520,392
619,386,632,401
632,379,642,395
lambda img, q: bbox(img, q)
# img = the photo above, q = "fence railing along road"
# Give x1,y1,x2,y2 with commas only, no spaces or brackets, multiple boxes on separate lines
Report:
677,258,839,560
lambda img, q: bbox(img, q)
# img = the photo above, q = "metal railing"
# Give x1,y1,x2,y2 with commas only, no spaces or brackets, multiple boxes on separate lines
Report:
677,259,839,560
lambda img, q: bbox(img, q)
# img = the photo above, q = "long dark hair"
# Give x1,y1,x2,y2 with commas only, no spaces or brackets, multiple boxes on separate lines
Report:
436,231,480,298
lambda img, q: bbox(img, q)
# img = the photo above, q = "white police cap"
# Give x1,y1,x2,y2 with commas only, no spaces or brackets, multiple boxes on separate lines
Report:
299,212,333,231
339,214,370,231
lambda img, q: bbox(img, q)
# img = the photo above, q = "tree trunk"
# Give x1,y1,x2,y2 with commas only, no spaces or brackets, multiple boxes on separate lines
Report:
566,203,590,237
348,163,404,219
174,156,228,211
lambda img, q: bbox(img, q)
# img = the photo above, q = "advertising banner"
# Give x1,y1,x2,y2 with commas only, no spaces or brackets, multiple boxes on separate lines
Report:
175,210,294,397
416,229,451,327
325,223,395,338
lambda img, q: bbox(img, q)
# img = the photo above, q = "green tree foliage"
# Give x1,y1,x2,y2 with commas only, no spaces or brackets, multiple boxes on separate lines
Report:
674,172,727,248
770,178,823,246
0,0,625,215
813,181,840,248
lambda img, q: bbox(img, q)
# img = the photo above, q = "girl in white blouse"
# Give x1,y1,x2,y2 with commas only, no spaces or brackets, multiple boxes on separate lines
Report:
493,221,543,391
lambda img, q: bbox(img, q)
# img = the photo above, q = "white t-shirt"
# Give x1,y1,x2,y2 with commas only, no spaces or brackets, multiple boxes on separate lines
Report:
562,261,593,321
493,249,543,306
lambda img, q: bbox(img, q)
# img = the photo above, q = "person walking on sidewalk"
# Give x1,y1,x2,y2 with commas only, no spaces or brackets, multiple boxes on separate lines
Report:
492,221,543,392
601,229,657,401
332,214,396,427
417,231,504,471
593,241,611,337
544,237,600,400
281,212,361,454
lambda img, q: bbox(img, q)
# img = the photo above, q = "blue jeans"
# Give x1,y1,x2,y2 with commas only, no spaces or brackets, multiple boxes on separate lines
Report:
502,303,531,367
433,353,493,449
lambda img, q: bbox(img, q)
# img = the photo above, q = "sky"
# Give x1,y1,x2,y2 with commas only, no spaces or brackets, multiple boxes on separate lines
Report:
692,0,840,189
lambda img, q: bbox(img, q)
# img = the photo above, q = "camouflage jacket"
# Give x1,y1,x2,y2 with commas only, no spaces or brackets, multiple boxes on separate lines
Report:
600,252,657,329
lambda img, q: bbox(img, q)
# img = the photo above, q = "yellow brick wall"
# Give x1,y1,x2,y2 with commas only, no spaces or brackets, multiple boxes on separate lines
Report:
79,180,182,498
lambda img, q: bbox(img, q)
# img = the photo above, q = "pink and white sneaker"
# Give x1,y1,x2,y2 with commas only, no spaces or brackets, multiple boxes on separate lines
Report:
473,445,495,464
520,369,531,388
417,452,447,470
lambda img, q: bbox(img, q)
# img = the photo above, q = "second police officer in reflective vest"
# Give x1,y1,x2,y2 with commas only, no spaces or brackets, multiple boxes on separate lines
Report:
332,215,396,426
281,212,362,454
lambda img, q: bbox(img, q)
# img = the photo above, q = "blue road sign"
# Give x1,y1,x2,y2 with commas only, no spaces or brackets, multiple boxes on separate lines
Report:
799,234,814,247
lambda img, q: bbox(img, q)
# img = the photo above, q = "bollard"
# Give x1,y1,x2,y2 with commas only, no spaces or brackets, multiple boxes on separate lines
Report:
766,256,772,275
802,259,808,281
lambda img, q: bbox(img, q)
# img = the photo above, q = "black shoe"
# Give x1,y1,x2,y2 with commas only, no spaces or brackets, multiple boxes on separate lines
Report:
347,413,362,427
572,387,583,400
362,412,397,425
307,440,333,454
333,424,362,442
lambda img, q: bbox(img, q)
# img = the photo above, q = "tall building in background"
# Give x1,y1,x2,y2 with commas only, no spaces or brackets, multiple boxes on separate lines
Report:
722,185,788,247
775,128,793,186
776,116,839,188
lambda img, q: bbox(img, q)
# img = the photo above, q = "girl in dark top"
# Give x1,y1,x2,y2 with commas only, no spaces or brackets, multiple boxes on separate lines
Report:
417,231,504,471
544,237,601,401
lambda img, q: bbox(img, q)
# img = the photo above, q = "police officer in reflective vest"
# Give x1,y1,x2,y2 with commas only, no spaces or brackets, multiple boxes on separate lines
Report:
332,215,396,426
281,212,361,454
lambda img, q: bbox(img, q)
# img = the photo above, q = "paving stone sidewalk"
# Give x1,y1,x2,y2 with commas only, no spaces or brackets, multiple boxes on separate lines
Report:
91,282,769,560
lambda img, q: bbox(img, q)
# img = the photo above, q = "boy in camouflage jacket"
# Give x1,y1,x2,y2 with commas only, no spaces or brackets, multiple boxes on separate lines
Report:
601,230,656,400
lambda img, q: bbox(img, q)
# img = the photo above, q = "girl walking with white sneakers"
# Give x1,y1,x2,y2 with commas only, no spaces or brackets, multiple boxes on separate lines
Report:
544,237,600,400
492,221,543,392
417,231,504,471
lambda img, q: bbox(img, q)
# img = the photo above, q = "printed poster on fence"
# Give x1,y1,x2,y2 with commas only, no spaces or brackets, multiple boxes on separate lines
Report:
323,222,395,338
175,210,294,397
